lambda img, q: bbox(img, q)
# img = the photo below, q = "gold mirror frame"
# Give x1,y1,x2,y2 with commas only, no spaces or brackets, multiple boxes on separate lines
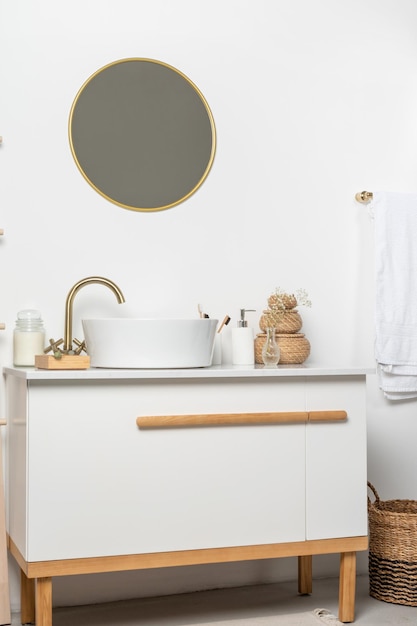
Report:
68,58,216,212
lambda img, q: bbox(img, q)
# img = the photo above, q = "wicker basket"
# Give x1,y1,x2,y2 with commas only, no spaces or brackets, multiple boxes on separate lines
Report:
255,333,310,365
368,481,417,606
259,310,303,334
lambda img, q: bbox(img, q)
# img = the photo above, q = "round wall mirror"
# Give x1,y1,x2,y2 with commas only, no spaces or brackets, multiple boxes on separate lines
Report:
68,58,216,212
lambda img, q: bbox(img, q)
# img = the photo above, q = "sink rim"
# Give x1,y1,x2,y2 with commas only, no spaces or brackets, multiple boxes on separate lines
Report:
82,317,217,322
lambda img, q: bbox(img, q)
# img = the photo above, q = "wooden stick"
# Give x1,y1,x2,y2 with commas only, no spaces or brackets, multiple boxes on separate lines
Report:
137,410,347,429
137,412,309,428
308,411,347,422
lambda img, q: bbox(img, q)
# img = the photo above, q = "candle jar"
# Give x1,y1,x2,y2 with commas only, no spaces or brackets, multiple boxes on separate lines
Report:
13,309,45,366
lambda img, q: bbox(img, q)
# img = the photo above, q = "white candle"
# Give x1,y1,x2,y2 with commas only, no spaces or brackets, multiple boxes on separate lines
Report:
13,331,45,366
13,309,45,366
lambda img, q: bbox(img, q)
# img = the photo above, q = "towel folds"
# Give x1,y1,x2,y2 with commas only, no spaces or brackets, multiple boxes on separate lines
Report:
372,191,417,399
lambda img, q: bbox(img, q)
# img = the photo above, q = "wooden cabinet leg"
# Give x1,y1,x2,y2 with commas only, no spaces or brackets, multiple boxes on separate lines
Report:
298,555,312,595
20,570,35,625
35,577,52,626
339,551,356,623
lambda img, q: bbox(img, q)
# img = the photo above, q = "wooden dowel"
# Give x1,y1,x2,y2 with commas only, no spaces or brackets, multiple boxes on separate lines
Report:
137,412,309,429
137,410,347,429
308,411,347,422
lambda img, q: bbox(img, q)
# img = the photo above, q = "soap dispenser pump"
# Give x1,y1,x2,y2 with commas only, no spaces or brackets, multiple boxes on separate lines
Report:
232,308,255,365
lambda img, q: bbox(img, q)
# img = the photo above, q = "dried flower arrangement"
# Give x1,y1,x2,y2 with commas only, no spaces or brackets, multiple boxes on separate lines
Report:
261,288,311,330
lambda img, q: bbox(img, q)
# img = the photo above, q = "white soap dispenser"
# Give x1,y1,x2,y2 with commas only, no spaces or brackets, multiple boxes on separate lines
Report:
232,308,255,365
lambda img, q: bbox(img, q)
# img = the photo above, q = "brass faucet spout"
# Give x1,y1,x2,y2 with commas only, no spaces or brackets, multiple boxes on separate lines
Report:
64,276,125,352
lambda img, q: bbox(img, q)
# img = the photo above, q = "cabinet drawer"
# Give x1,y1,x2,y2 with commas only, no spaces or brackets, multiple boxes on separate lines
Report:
25,379,306,561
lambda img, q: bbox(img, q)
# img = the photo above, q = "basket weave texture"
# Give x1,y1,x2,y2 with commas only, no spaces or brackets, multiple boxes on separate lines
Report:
259,310,302,334
368,481,417,606
255,333,310,365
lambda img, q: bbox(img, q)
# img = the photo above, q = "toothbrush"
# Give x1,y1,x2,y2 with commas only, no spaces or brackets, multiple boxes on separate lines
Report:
198,304,210,319
217,315,231,334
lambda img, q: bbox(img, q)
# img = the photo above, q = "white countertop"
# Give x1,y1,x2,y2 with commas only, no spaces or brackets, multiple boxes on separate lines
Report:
3,363,375,381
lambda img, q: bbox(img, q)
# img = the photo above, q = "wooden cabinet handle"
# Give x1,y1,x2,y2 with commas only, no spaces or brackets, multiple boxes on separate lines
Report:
308,410,347,422
137,412,308,428
136,410,347,429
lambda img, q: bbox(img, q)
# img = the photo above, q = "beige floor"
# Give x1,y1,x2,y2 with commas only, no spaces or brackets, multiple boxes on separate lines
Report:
11,574,417,625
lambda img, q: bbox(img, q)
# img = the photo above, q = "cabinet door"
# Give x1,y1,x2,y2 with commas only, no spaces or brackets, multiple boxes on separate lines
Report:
305,376,367,540
26,378,306,561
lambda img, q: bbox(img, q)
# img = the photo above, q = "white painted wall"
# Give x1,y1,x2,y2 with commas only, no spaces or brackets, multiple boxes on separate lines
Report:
1,0,417,612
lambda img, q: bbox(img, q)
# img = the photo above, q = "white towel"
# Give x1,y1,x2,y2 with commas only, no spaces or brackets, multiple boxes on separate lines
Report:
371,191,417,399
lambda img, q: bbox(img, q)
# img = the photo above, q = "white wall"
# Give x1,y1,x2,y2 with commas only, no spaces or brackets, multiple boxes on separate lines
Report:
1,0,417,611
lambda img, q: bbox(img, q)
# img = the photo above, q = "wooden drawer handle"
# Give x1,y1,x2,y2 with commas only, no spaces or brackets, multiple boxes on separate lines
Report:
308,410,347,422
136,411,347,429
137,411,308,429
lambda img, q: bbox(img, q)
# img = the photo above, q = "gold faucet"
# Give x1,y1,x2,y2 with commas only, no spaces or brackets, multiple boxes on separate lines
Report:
64,276,125,352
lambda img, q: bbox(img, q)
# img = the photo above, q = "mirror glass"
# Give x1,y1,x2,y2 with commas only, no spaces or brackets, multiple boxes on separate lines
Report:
68,58,216,212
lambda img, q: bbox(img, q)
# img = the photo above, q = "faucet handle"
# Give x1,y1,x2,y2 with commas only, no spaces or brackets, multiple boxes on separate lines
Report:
73,338,87,355
44,338,64,357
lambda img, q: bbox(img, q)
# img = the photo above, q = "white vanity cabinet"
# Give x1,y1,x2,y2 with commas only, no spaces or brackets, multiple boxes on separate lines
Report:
5,365,371,625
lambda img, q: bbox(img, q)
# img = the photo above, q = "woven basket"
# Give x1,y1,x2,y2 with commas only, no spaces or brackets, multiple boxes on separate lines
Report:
259,310,303,334
368,481,417,606
255,333,310,365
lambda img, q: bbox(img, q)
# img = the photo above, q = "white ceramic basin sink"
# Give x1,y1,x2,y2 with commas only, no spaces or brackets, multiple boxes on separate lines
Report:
82,318,218,368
